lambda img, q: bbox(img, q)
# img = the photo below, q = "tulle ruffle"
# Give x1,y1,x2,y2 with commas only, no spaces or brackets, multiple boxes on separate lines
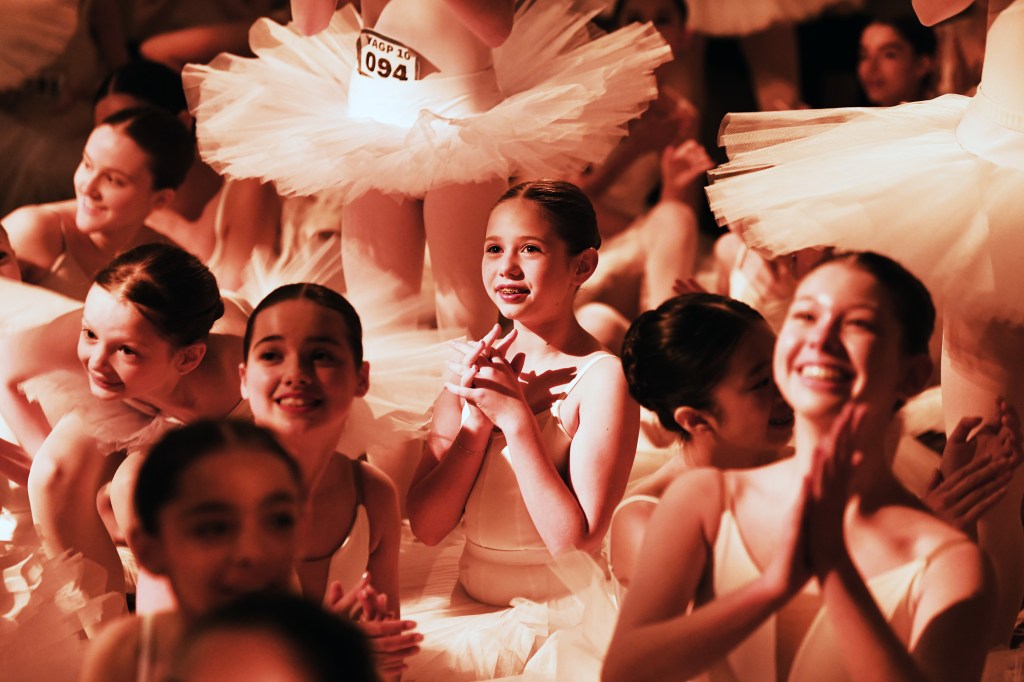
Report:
686,0,857,36
706,94,1024,323
1,478,120,682
183,0,671,199
399,523,616,681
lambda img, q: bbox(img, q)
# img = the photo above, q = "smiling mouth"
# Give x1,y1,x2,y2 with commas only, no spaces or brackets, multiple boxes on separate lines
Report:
275,395,322,410
798,364,853,382
91,374,123,390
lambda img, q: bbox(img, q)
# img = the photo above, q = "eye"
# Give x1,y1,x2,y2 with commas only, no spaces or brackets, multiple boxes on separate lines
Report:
257,349,282,363
311,349,338,363
81,327,97,341
81,157,93,170
845,318,877,332
110,176,127,188
484,244,502,254
521,244,541,254
790,309,815,323
120,345,138,357
751,376,771,391
267,510,298,532
191,520,232,540
0,251,10,263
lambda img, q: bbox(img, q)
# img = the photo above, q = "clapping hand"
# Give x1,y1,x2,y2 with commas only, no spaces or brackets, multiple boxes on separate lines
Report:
325,574,421,675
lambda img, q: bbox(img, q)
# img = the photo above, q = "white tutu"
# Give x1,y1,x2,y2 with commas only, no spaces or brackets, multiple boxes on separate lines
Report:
182,0,671,199
685,0,856,37
399,523,617,681
706,93,1024,323
0,478,120,682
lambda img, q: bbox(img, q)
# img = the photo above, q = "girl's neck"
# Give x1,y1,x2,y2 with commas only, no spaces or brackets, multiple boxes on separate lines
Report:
512,315,596,361
280,427,343,491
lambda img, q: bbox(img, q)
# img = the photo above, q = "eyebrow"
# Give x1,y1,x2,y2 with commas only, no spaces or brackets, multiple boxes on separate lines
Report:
253,334,343,347
82,151,135,182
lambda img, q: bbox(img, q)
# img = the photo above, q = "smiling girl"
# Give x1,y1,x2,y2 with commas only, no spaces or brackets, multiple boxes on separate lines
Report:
605,253,994,682
405,180,639,678
0,243,244,620
240,284,420,675
80,419,305,682
1,107,192,300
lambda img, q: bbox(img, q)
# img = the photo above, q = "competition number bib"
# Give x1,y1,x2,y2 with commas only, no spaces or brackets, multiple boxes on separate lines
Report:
357,30,419,81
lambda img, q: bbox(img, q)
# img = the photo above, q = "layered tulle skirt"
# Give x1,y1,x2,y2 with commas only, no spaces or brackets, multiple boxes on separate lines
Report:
182,0,671,199
706,92,1024,323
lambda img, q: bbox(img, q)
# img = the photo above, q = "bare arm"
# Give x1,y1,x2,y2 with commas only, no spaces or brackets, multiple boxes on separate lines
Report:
443,0,514,48
509,359,639,553
361,462,403,615
0,310,83,454
407,328,505,545
79,615,141,682
604,470,810,682
913,0,976,26
3,205,66,284
291,0,337,35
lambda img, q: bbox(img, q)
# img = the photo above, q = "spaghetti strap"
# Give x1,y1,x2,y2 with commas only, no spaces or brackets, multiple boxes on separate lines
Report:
351,457,364,507
562,353,617,398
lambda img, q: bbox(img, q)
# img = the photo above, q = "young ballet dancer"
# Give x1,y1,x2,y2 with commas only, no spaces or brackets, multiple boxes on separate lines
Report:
0,244,243,616
604,253,995,682
404,180,640,678
1,107,192,299
611,293,793,589
858,15,937,106
241,283,421,674
706,0,1024,644
80,419,306,682
183,0,672,335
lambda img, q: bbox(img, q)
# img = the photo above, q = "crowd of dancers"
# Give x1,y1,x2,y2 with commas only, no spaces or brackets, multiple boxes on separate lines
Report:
1,0,1023,680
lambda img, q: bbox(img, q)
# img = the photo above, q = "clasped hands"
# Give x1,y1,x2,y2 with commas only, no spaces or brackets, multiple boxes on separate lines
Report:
445,324,529,433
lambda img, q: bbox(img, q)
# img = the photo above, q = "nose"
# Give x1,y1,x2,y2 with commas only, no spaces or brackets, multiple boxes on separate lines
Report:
807,315,843,353
498,251,522,278
78,167,100,197
230,521,272,573
282,353,312,386
87,346,111,374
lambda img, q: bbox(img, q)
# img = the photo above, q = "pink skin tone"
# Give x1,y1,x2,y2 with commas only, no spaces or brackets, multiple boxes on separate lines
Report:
858,23,932,106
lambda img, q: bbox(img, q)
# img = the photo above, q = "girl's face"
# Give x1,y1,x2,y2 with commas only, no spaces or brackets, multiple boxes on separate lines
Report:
138,447,303,618
0,228,21,281
618,0,688,55
773,262,922,421
241,299,369,443
858,23,930,106
78,285,196,401
705,322,793,465
73,124,169,235
483,200,589,323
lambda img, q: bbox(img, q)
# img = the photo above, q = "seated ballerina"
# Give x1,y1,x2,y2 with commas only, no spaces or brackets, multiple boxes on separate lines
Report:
170,592,377,682
405,180,640,679
80,419,306,682
0,244,245,621
611,293,793,590
612,291,1019,594
604,253,996,682
241,283,420,675
92,59,282,292
1,107,192,299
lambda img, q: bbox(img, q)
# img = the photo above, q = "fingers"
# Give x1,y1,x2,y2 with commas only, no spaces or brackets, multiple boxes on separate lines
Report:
949,416,985,445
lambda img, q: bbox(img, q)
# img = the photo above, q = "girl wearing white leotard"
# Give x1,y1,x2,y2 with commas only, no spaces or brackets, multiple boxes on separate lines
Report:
405,180,640,678
611,293,793,591
606,253,995,682
241,283,419,676
706,0,1024,644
